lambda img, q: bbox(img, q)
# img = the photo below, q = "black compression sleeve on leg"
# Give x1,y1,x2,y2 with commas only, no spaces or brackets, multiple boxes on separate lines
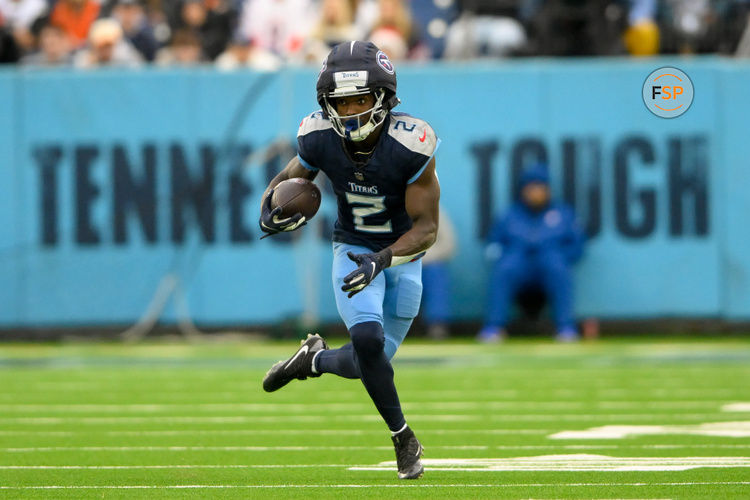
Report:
315,343,361,379
349,321,406,432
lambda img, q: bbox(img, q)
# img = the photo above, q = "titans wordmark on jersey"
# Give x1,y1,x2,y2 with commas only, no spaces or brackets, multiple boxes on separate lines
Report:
297,111,440,251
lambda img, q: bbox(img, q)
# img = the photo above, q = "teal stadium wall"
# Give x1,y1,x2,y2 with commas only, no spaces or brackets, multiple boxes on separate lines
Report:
1,58,749,327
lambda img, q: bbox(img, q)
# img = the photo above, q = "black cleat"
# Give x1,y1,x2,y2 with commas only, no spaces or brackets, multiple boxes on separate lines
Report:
262,334,328,392
391,426,424,479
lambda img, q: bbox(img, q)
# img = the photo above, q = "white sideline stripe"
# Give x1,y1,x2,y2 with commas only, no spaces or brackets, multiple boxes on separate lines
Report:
0,401,726,412
8,444,750,453
641,444,750,449
5,384,741,392
723,403,750,412
0,429,551,437
0,415,470,424
0,464,356,470
2,388,741,400
3,445,490,452
0,413,732,424
0,403,370,413
549,421,750,439
1,482,749,490
354,455,750,472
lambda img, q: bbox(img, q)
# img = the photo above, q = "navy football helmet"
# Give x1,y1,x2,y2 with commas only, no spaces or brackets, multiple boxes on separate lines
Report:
316,41,399,141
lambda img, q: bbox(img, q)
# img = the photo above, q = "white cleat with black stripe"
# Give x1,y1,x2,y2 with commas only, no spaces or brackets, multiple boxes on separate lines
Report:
262,334,328,393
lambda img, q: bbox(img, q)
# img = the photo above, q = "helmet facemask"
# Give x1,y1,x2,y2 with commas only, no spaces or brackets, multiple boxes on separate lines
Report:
324,88,388,142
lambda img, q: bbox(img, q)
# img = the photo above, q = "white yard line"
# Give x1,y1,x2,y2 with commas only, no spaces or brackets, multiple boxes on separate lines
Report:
549,421,750,439
0,482,748,490
0,400,727,412
5,444,750,453
3,445,486,452
0,464,356,469
0,415,480,424
642,444,750,449
0,428,551,436
0,403,377,413
353,455,750,472
0,413,733,424
723,403,750,412
0,388,742,399
485,413,734,422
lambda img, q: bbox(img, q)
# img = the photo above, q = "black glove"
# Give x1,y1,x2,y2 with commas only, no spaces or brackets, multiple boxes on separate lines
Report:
259,188,306,238
341,249,393,298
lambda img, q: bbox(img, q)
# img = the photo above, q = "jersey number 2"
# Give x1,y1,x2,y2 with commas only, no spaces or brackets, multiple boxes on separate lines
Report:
345,193,393,233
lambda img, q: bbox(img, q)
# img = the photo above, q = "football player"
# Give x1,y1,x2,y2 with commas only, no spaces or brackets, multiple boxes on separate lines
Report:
259,41,440,480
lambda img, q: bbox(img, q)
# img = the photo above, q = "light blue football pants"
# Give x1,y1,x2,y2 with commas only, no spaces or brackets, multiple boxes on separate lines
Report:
331,242,423,359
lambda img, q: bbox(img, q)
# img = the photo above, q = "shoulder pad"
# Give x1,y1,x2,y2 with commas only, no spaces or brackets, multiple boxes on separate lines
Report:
297,111,332,137
387,113,438,157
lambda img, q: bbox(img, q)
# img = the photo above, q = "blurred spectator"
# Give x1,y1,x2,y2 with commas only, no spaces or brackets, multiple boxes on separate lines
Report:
354,0,377,36
176,0,236,61
369,25,408,59
50,0,101,48
302,0,360,63
478,163,585,343
408,0,459,58
73,17,143,67
215,32,281,70
112,0,158,61
715,0,750,55
524,0,626,56
622,0,659,56
628,0,656,25
177,0,203,30
660,0,712,54
21,21,73,64
655,0,750,55
0,0,48,53
737,5,750,56
155,26,202,64
368,0,427,59
132,0,170,47
623,18,659,55
237,0,316,60
4,0,747,67
0,23,21,62
444,0,527,59
421,206,457,340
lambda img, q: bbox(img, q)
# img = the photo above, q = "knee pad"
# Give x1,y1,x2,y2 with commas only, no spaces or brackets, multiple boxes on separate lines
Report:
350,321,385,360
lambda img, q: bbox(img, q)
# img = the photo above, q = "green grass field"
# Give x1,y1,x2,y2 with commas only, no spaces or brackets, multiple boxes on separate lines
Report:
1,337,749,499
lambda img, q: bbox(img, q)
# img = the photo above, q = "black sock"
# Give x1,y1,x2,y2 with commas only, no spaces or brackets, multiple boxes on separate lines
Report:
349,321,406,432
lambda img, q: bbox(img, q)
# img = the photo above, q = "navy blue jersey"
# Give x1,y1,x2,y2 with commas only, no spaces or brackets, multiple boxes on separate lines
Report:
297,111,440,251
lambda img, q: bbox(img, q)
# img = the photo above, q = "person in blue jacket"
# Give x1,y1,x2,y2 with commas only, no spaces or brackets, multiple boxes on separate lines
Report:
478,163,585,342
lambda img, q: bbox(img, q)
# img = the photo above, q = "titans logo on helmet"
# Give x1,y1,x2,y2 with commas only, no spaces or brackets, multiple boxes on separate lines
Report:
377,51,394,75
317,58,327,82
